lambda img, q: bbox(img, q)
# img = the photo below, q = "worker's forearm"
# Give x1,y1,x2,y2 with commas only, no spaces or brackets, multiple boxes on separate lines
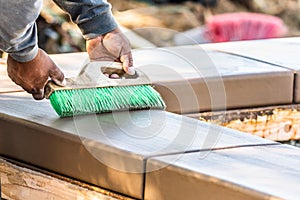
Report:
53,0,118,40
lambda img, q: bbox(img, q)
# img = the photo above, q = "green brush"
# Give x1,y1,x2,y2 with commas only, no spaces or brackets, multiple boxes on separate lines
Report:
45,61,166,117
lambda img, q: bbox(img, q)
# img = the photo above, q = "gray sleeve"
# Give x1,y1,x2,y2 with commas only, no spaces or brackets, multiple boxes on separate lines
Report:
0,0,43,62
53,0,118,40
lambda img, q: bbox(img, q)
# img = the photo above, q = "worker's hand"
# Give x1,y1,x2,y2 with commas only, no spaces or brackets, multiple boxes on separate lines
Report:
86,28,135,75
7,49,65,100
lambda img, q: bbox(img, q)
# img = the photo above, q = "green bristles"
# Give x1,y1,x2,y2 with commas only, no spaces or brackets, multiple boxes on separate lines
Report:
49,85,166,117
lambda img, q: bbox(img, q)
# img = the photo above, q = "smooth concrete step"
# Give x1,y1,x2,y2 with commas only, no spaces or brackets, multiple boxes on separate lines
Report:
0,40,297,199
132,47,293,112
0,47,293,112
0,92,275,199
145,144,300,200
202,37,300,102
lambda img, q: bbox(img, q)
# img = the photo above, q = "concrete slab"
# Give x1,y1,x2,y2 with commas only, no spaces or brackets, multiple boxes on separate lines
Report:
0,44,294,198
203,37,300,70
145,144,300,200
139,47,293,112
0,44,294,111
0,92,275,198
50,52,89,78
0,62,23,93
202,37,300,102
49,48,292,113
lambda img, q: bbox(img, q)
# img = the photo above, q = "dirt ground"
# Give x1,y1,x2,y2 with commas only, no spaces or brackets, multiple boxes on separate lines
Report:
34,0,300,53
110,0,300,46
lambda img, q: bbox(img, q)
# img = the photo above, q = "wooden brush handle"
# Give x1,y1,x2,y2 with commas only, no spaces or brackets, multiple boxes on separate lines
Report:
100,63,138,79
44,61,151,99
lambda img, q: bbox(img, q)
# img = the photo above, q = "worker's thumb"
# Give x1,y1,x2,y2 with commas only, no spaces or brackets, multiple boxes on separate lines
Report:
49,67,65,86
121,53,135,75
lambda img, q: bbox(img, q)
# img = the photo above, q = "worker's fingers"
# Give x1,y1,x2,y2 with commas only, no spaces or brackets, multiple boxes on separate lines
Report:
49,66,65,86
23,87,44,100
121,53,135,75
31,88,44,100
110,73,120,79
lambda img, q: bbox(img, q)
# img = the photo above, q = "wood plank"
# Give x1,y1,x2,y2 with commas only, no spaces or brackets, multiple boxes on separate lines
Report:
187,105,300,141
0,92,275,198
0,158,131,200
145,144,300,200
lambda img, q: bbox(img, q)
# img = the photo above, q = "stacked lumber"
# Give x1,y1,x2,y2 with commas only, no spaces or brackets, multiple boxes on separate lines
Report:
194,106,300,141
0,158,130,200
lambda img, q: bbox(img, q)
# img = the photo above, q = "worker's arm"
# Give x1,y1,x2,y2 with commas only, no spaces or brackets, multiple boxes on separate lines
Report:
2,0,65,100
53,0,134,73
4,0,133,100
7,49,64,100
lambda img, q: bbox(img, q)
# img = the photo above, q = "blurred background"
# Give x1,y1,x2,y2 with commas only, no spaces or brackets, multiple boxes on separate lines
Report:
28,0,300,54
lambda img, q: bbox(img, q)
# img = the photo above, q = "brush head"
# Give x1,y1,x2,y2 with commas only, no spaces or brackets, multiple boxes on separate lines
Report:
48,84,166,117
45,62,166,117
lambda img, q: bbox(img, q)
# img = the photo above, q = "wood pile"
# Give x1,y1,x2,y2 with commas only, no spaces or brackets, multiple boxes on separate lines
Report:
0,158,131,200
191,105,300,142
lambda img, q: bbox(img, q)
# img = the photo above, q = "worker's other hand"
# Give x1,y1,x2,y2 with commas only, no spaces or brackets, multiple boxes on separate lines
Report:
7,49,65,100
86,28,135,75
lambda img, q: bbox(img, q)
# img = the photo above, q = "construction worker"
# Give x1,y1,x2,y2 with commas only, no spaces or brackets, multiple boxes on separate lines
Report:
0,0,134,100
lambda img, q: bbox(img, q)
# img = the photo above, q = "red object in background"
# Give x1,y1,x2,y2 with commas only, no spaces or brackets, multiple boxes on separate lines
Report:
205,12,288,42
